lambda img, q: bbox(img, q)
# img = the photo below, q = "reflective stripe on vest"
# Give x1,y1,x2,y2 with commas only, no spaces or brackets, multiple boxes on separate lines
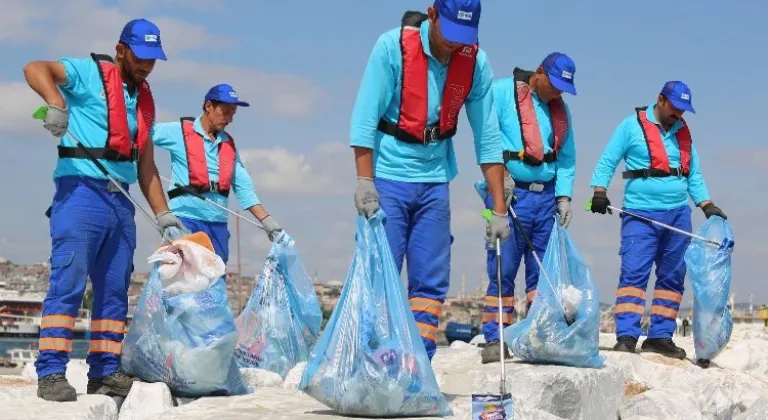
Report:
57,53,155,162
506,81,569,166
376,11,477,145
622,107,691,179
168,117,236,199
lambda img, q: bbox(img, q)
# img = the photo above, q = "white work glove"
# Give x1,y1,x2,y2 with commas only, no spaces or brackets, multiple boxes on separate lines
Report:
354,177,380,218
486,211,511,249
557,197,572,229
43,104,69,138
503,175,515,207
156,211,189,241
260,216,282,242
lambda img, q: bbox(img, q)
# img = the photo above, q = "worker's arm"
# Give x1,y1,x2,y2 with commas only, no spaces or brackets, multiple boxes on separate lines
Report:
590,118,630,192
349,33,396,177
464,51,506,214
231,151,263,218
686,144,711,208
554,104,576,199
151,121,178,150
137,134,171,215
22,59,70,107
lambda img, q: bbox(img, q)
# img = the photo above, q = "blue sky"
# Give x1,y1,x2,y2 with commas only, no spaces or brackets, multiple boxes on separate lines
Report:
0,0,766,306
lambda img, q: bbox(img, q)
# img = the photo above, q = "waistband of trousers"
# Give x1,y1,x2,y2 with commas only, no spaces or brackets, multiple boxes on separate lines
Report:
514,178,555,191
54,175,130,193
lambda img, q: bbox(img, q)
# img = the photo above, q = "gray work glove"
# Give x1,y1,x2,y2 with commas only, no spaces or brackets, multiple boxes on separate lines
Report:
503,175,516,207
354,177,380,218
260,216,283,242
156,211,189,241
43,104,69,138
557,197,572,229
486,211,511,249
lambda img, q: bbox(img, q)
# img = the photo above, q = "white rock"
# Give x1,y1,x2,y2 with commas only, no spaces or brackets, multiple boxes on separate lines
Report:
0,376,36,400
281,362,306,390
734,397,768,420
0,394,118,420
469,334,486,346
118,382,174,420
239,368,283,388
620,388,702,420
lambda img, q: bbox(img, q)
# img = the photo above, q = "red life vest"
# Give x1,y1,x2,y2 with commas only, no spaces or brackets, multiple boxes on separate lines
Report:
167,117,236,199
376,11,477,145
622,107,691,179
57,53,155,163
503,68,569,166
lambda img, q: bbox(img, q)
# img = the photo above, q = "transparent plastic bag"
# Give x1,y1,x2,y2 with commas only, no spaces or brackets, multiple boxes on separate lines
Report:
233,231,322,377
298,210,451,417
120,232,251,397
684,215,734,361
502,219,605,368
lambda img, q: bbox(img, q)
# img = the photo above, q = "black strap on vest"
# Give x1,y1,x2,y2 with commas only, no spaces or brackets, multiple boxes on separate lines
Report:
622,167,688,180
58,53,139,163
503,67,556,166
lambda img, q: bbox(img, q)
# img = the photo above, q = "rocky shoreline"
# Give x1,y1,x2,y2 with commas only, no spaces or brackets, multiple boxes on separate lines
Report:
1,327,768,419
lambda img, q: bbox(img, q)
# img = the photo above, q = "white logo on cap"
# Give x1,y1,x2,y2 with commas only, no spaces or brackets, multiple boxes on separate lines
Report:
681,93,690,101
229,91,238,98
144,34,157,43
457,11,472,20
561,70,572,80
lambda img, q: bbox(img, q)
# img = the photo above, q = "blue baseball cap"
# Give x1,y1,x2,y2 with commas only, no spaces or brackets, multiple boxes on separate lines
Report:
119,19,167,61
435,0,481,45
204,84,250,107
660,81,695,113
541,52,576,95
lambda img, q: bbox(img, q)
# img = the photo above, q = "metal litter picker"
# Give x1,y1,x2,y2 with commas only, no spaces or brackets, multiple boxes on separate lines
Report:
471,210,514,419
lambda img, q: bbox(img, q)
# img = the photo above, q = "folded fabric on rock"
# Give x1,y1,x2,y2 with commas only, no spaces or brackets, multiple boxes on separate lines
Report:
503,219,605,369
685,215,734,361
298,210,451,417
120,231,251,397
233,231,322,378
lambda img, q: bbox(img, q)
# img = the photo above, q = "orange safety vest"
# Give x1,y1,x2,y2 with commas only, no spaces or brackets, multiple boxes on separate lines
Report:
503,68,569,166
376,11,477,145
57,53,155,162
167,117,236,199
622,107,691,179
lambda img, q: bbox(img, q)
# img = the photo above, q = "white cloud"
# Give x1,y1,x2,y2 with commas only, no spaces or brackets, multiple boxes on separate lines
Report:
239,141,352,195
0,82,48,135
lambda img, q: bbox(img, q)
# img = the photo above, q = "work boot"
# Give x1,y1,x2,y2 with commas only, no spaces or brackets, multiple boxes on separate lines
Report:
37,373,77,402
86,370,137,397
640,338,686,360
613,335,638,353
481,340,511,364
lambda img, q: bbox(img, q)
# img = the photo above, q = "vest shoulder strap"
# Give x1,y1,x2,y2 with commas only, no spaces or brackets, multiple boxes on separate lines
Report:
401,11,428,28
90,53,115,64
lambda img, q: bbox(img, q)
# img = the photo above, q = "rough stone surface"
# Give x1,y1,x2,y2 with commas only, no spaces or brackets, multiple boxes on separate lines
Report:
118,382,174,420
3,324,768,419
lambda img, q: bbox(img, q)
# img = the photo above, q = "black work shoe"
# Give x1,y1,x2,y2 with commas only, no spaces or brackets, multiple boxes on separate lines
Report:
613,335,638,353
640,338,686,360
86,370,137,397
37,373,77,402
481,340,511,364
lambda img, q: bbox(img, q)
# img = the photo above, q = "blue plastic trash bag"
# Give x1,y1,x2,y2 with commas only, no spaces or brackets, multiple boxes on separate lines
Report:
684,215,735,362
233,231,322,377
471,394,514,420
121,232,251,397
299,210,452,417
502,219,604,368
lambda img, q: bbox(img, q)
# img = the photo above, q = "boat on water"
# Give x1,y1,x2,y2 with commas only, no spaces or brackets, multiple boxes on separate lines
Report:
0,283,92,339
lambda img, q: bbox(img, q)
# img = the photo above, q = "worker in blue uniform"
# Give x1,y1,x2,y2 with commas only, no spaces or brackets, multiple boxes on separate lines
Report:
589,81,726,359
350,0,511,361
475,53,578,364
23,18,187,401
153,84,282,263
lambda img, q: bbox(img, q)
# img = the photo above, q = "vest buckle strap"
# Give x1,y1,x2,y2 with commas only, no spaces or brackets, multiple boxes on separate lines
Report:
423,125,440,146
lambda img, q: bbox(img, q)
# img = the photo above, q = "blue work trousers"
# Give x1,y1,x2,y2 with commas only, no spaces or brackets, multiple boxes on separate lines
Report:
375,178,452,360
614,206,691,339
482,180,557,342
177,217,230,264
35,176,136,379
